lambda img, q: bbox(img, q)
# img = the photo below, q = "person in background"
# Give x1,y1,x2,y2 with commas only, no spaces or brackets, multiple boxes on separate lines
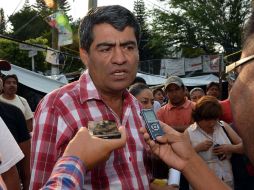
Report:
206,82,220,99
0,74,33,132
156,76,195,190
140,5,254,190
184,96,243,189
0,101,31,190
132,76,147,85
153,88,166,106
219,75,234,124
30,5,153,189
0,117,24,190
189,87,205,103
157,76,195,133
129,83,154,109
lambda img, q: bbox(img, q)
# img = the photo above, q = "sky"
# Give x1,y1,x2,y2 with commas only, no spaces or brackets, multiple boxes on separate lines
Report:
1,0,166,21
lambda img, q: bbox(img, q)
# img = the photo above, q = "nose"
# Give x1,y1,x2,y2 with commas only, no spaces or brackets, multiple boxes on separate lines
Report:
112,47,127,65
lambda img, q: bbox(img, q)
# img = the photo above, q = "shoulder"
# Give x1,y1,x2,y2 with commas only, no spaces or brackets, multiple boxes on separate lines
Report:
0,102,23,115
39,81,80,110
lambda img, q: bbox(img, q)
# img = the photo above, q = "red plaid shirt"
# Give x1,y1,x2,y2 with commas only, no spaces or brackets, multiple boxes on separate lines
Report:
30,71,151,190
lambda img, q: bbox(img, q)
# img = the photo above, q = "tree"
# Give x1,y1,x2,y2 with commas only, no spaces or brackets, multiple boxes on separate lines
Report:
133,0,166,59
149,0,251,57
8,1,51,41
0,8,6,34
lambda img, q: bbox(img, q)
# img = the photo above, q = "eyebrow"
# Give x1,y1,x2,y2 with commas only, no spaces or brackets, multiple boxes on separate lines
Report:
96,40,137,49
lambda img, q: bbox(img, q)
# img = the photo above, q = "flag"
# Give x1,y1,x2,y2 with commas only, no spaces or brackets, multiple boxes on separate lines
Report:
46,11,73,46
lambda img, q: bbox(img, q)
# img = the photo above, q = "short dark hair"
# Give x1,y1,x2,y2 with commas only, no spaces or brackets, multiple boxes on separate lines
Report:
129,83,150,97
132,76,146,85
3,74,18,85
206,82,219,92
153,88,164,96
79,5,141,52
192,96,222,122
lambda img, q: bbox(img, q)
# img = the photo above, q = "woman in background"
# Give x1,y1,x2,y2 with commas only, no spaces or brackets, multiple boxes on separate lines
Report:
184,96,243,189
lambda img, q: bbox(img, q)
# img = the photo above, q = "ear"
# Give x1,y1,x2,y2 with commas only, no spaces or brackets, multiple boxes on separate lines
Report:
80,48,89,68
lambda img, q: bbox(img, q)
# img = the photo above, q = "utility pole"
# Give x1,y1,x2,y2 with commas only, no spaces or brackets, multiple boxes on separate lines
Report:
88,0,97,9
51,1,59,76
219,53,224,100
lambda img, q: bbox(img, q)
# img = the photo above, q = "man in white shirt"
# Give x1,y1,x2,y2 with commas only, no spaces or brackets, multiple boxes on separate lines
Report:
0,74,33,132
0,116,24,189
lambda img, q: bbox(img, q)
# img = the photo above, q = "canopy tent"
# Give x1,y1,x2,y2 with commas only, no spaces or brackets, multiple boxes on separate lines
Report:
2,64,67,94
137,72,220,86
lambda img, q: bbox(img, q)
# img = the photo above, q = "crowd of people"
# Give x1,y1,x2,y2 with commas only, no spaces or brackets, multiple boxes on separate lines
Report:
1,4,254,190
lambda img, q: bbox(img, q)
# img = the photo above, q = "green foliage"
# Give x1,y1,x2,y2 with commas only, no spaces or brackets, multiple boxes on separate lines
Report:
8,3,51,41
0,37,51,72
133,0,164,60
149,0,251,57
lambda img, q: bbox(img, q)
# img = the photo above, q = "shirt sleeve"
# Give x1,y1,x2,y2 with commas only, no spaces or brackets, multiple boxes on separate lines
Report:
22,98,34,120
0,117,24,174
40,156,86,190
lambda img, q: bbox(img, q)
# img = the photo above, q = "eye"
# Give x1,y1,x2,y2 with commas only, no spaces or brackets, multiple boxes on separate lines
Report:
98,46,112,53
123,44,135,51
141,100,149,105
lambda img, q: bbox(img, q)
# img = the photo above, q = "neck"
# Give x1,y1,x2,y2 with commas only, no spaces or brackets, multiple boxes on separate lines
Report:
171,98,186,107
99,90,124,119
198,124,214,135
2,93,15,100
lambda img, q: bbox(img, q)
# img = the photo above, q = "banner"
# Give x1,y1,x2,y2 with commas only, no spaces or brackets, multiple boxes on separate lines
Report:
161,58,185,77
46,11,73,46
203,55,221,73
184,56,202,72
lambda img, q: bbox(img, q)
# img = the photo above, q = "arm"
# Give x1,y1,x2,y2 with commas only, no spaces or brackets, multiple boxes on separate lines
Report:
41,127,127,189
184,129,213,153
141,122,230,190
26,118,33,133
224,122,244,154
18,140,31,190
1,166,20,190
213,122,244,155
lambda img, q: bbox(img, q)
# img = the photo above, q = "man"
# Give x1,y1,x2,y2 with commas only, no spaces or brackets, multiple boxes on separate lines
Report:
0,117,24,190
30,5,152,189
206,82,220,99
0,74,33,132
0,102,31,190
226,35,254,164
157,76,195,132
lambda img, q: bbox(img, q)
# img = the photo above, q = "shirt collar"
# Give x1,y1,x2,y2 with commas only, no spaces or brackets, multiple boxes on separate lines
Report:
79,70,133,104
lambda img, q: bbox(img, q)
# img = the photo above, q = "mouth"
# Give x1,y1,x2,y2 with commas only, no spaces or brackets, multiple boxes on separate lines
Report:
111,70,128,79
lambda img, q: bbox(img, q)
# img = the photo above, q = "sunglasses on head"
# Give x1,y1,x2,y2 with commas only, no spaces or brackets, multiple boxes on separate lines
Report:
225,54,254,81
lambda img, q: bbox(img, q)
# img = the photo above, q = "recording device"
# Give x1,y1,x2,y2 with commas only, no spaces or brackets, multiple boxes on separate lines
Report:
88,120,121,139
213,144,224,160
140,109,165,141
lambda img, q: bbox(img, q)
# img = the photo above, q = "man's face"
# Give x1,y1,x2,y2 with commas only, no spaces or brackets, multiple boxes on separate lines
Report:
165,84,185,106
230,59,254,164
3,77,17,96
80,23,139,94
206,85,220,99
